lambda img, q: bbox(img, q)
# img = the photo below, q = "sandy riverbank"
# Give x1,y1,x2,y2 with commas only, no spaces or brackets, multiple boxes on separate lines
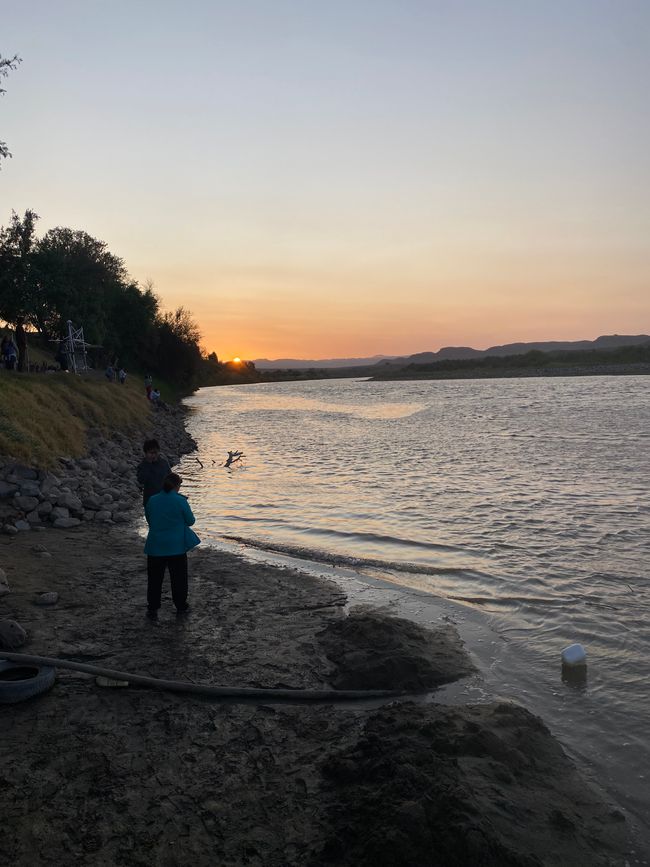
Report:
0,523,634,866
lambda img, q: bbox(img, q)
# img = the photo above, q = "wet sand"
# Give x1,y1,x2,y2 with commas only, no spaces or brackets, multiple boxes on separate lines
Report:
0,525,634,865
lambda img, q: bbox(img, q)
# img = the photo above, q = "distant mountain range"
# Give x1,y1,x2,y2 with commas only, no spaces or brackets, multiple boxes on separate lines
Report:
253,335,650,370
252,354,395,369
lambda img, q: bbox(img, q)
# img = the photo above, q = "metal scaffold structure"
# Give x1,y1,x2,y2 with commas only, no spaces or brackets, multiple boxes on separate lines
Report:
63,319,89,373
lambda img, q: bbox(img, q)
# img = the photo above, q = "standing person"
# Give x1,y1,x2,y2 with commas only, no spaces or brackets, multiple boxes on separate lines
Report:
15,318,27,372
3,336,17,370
118,367,127,384
144,374,153,399
105,363,115,382
144,472,200,618
136,439,171,506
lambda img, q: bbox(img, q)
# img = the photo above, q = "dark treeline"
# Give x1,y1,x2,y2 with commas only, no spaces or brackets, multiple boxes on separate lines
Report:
0,209,259,390
371,343,650,380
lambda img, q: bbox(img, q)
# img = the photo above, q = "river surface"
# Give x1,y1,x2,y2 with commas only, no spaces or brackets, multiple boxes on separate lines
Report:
178,376,650,855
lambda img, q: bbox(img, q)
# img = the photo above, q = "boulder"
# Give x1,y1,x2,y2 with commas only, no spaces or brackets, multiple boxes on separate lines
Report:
56,493,83,513
81,494,103,510
50,506,70,521
8,464,38,480
37,501,54,516
78,458,97,471
14,495,40,512
14,520,31,531
40,474,60,496
18,481,41,498
25,510,42,524
2,524,18,536
0,481,18,498
95,510,113,522
0,568,9,595
52,517,82,529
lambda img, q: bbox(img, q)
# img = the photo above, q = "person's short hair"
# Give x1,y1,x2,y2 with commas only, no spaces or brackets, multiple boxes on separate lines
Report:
162,472,182,492
143,439,160,453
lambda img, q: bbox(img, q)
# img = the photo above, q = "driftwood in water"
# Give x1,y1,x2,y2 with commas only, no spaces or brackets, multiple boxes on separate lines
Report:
224,450,245,468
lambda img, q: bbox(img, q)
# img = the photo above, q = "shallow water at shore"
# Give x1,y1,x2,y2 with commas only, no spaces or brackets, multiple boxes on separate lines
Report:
178,375,650,852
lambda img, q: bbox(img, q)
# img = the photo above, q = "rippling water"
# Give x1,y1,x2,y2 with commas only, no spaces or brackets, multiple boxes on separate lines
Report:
179,376,650,850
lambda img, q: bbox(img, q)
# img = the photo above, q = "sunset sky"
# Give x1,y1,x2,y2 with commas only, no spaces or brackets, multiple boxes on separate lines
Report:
2,1,649,361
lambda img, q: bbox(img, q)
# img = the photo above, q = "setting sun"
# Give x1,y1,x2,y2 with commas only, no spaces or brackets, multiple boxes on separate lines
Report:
232,357,242,364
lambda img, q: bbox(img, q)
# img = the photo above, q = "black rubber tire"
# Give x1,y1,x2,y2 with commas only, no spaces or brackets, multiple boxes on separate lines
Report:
0,658,56,704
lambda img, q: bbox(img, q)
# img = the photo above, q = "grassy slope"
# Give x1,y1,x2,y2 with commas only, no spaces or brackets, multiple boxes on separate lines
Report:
0,372,150,467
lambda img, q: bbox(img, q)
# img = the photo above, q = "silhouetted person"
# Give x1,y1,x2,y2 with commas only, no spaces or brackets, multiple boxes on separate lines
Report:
136,439,171,506
15,318,26,372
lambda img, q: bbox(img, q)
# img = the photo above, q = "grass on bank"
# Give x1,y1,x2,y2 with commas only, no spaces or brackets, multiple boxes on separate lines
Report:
0,371,151,468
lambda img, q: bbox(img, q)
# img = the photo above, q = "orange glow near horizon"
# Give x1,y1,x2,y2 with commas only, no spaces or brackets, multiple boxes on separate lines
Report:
2,5,648,365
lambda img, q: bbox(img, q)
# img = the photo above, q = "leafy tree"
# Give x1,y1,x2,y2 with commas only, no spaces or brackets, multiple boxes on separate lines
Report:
1,54,21,166
155,307,203,386
31,227,129,341
0,208,39,325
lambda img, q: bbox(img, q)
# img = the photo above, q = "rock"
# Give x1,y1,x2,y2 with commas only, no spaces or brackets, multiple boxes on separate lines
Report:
78,458,97,471
18,481,41,498
34,591,59,606
101,492,114,504
112,513,130,524
0,568,9,595
40,474,60,496
14,519,31,531
52,517,82,529
95,510,113,522
25,510,42,524
50,506,70,521
82,510,96,521
82,494,103,510
55,492,83,516
0,619,27,649
37,501,54,516
8,464,38,480
2,524,18,536
0,480,19,498
14,495,40,512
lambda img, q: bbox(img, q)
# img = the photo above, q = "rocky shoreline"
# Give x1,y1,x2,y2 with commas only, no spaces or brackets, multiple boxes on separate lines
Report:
0,406,196,534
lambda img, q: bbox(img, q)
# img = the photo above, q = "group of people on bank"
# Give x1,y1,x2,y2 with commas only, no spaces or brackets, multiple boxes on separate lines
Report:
136,438,200,619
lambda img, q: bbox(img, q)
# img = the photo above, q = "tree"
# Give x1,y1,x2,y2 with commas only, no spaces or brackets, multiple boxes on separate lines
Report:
0,209,39,326
155,307,203,386
31,227,129,340
1,54,21,166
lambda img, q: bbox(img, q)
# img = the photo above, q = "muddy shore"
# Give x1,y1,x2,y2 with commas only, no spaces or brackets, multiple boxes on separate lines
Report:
0,521,634,866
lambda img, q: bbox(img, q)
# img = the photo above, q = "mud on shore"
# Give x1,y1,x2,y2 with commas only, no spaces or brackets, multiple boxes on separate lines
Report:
0,524,633,866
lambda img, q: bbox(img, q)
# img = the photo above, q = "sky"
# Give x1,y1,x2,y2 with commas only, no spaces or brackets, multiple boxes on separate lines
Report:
1,1,649,361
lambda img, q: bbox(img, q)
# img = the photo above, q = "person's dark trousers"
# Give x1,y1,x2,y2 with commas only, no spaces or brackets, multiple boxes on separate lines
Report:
147,554,188,611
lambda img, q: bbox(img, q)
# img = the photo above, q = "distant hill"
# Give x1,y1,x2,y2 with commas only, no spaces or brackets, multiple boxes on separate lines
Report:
380,334,650,367
253,354,397,370
253,336,650,371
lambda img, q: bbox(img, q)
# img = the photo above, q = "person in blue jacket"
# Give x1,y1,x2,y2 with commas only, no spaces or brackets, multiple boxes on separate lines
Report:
144,472,200,619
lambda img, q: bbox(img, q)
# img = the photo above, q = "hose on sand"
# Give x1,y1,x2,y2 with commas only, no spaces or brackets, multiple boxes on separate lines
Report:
0,651,403,704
